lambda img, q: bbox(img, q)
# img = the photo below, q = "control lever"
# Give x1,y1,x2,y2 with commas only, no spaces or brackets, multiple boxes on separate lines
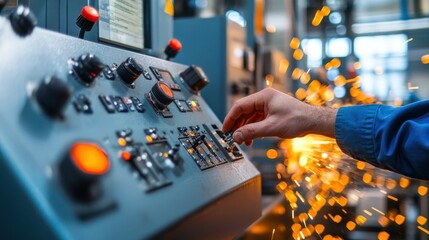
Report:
164,38,182,61
0,0,7,13
165,143,181,167
76,6,99,39
191,135,205,149
224,132,236,152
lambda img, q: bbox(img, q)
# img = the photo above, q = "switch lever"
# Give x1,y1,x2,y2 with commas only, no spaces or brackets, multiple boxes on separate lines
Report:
164,38,182,61
76,6,99,39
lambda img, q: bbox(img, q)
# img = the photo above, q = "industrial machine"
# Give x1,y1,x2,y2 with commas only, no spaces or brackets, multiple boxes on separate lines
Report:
174,16,255,119
0,5,261,239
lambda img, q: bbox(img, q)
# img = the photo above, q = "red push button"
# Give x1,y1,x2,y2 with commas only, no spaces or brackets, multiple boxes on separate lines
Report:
168,38,182,52
81,6,99,23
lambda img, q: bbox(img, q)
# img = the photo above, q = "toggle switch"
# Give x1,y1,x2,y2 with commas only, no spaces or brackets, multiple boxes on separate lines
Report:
72,53,105,85
117,57,143,85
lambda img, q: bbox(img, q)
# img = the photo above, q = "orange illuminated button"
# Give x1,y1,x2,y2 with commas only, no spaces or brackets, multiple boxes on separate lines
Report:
150,81,175,109
159,81,174,98
70,142,110,175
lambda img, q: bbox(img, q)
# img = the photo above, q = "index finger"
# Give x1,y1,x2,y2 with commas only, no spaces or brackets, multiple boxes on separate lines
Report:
222,91,266,133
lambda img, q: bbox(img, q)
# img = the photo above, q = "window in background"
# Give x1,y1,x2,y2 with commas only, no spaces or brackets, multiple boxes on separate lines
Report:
354,34,408,101
326,38,351,57
302,39,323,68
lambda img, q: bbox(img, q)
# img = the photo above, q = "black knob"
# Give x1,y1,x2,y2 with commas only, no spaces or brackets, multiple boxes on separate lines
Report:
180,65,209,92
35,76,71,118
73,53,105,85
0,0,8,13
59,142,110,202
149,81,174,109
117,57,143,85
76,6,99,39
9,5,37,37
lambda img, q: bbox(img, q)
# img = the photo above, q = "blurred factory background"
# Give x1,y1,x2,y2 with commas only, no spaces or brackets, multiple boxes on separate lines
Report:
172,1,429,239
1,0,429,239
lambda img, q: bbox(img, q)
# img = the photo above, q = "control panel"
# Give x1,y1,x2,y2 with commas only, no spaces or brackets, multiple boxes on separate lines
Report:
0,15,260,240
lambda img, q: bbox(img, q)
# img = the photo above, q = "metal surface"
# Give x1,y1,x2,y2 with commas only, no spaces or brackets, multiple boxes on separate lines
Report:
174,16,255,120
0,17,261,239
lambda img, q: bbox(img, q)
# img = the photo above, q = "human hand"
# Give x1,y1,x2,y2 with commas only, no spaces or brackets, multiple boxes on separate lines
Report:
222,88,337,145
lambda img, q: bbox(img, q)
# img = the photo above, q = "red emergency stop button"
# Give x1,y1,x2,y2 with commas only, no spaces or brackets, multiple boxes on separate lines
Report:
71,142,110,175
60,141,110,202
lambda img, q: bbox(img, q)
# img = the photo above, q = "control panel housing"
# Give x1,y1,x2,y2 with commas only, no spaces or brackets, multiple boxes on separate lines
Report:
0,17,261,239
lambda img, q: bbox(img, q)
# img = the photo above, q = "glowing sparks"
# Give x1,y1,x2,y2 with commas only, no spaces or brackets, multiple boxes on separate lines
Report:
421,54,429,64
378,231,390,240
356,161,366,170
418,226,429,235
405,38,413,44
271,228,276,240
266,149,279,159
395,214,405,225
293,49,304,61
407,82,419,91
296,191,305,203
372,207,386,216
312,10,324,27
399,177,410,188
290,37,301,49
417,216,428,225
279,59,290,74
271,51,428,239
346,221,356,231
363,210,373,216
356,215,367,225
292,68,304,80
418,186,428,196
321,6,331,16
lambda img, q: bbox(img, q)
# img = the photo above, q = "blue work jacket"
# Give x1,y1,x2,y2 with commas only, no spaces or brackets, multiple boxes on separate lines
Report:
335,101,429,180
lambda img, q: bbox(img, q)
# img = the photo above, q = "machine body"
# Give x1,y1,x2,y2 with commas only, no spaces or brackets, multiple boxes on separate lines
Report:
0,17,261,239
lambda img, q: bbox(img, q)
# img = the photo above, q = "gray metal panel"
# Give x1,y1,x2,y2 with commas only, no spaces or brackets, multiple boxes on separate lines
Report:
150,0,173,52
46,0,60,31
0,17,260,239
174,17,228,119
27,0,47,28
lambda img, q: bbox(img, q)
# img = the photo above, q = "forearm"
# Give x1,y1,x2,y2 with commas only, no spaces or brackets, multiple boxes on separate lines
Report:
305,105,338,138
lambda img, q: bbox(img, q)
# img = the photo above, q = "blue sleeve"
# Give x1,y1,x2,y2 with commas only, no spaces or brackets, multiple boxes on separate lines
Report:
335,101,429,180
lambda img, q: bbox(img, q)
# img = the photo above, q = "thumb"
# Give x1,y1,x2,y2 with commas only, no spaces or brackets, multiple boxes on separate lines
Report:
233,120,270,144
